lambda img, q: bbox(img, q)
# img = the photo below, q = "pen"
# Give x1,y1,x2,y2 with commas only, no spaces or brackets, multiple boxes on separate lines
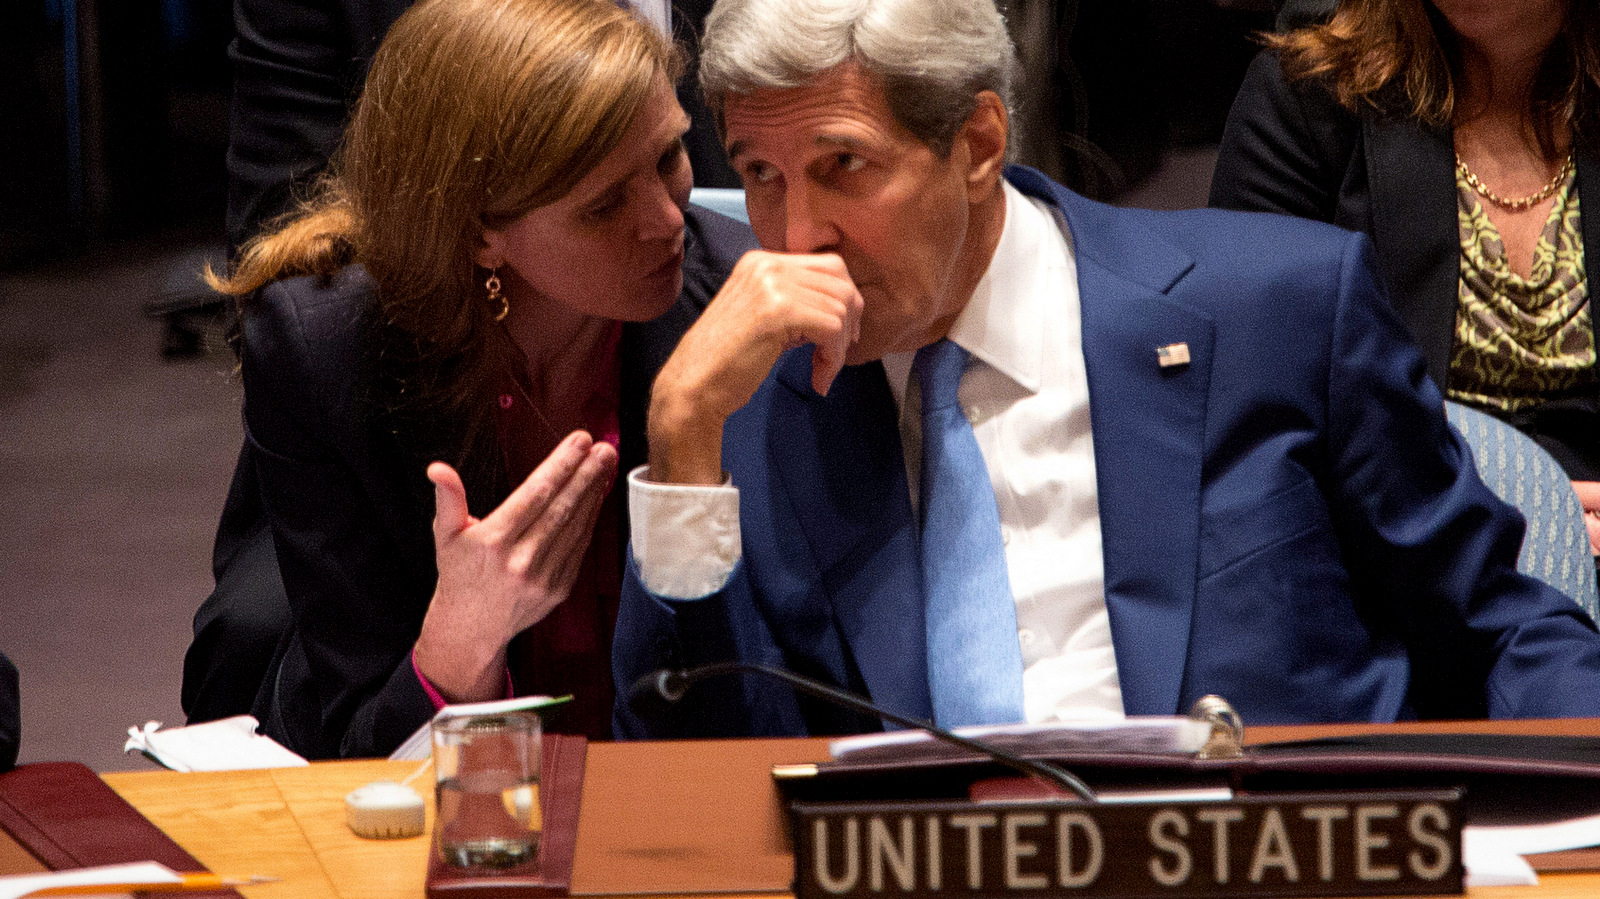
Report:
22,873,278,896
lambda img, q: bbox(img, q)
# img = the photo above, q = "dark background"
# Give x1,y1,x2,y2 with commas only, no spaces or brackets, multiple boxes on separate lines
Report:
1,1,231,270
0,0,1276,273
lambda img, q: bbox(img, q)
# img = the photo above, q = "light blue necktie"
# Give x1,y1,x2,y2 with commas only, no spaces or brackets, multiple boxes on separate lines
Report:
914,339,1026,727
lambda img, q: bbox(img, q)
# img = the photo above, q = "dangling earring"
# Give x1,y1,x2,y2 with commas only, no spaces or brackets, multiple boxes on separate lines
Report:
485,268,508,322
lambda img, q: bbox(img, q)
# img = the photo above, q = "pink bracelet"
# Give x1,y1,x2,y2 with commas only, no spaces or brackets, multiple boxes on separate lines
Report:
410,650,514,711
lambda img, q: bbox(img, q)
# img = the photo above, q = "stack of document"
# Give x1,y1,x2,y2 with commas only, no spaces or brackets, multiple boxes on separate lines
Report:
122,716,307,771
830,715,1213,763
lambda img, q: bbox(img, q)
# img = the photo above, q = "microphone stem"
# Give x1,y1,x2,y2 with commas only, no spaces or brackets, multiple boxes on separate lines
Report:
676,662,1096,801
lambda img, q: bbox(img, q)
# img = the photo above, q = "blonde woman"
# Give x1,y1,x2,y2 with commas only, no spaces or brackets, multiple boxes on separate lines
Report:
192,0,754,757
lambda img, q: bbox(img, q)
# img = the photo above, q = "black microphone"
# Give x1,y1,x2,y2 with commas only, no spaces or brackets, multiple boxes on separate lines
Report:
629,662,1096,800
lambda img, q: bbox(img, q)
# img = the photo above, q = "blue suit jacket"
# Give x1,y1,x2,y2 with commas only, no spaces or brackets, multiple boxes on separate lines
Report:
613,168,1600,738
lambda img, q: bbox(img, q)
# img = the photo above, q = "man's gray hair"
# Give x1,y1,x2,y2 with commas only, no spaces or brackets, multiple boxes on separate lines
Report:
699,0,1018,156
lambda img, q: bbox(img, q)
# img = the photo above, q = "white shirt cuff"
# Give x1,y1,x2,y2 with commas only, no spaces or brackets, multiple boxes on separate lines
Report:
627,464,741,600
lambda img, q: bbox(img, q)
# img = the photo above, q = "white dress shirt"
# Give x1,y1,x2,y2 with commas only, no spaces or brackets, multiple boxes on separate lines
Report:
629,181,1125,722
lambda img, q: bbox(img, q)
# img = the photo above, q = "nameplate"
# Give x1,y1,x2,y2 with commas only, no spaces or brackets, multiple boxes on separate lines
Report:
789,791,1463,899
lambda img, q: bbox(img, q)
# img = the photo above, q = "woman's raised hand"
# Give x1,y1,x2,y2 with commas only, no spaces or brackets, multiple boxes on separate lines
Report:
413,430,618,702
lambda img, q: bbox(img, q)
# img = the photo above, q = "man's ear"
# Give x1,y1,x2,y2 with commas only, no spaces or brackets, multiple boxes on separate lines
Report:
959,91,1008,204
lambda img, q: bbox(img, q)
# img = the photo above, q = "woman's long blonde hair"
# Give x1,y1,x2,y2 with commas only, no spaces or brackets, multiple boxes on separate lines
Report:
1268,0,1596,157
213,0,678,462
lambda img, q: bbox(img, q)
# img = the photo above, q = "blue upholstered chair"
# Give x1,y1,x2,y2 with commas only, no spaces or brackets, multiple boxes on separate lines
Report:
689,187,749,224
1445,401,1599,621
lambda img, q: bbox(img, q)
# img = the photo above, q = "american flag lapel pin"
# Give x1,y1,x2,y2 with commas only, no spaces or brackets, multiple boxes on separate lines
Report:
1156,342,1191,369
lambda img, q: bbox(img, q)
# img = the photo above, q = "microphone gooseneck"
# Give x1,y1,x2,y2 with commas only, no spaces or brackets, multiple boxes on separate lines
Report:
651,668,688,703
630,662,1096,801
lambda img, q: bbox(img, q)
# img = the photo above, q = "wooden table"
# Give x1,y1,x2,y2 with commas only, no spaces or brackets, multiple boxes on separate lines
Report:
102,739,837,899
104,760,421,899
98,731,1600,899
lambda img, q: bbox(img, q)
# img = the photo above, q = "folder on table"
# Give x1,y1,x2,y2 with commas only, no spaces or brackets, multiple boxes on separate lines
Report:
0,762,240,898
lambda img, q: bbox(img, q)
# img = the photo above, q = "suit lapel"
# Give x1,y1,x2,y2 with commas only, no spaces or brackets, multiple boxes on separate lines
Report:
1580,149,1600,371
768,352,931,719
1363,116,1459,389
1009,167,1214,716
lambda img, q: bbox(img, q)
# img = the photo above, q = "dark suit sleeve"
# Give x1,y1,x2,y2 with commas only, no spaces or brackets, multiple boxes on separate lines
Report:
1273,0,1338,32
1209,51,1356,223
240,279,439,759
180,445,292,725
0,651,17,771
226,0,411,250
612,559,809,738
227,0,352,249
612,209,807,739
1320,234,1600,718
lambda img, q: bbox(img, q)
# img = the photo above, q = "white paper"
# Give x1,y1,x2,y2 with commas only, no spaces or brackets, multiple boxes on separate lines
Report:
1462,847,1539,887
1094,784,1234,804
830,716,1212,762
389,721,434,763
1465,812,1600,856
1429,813,1600,888
0,861,178,899
122,716,307,772
389,695,573,761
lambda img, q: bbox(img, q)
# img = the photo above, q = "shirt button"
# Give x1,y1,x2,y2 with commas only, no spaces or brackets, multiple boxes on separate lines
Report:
965,407,982,424
1019,629,1036,647
498,394,515,410
1000,527,1013,546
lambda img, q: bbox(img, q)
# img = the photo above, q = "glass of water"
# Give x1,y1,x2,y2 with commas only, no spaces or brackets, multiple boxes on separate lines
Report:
431,708,542,871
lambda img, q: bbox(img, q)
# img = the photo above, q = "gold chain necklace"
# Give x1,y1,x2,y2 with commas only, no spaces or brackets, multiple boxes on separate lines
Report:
1455,151,1575,211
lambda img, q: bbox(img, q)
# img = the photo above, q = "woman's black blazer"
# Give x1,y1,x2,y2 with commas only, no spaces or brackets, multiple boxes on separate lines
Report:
190,206,754,759
1211,51,1600,399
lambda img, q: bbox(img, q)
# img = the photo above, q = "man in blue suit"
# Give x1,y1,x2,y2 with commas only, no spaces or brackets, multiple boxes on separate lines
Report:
613,0,1600,737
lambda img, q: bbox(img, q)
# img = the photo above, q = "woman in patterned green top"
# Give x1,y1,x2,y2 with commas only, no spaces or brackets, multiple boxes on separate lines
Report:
1211,0,1600,555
